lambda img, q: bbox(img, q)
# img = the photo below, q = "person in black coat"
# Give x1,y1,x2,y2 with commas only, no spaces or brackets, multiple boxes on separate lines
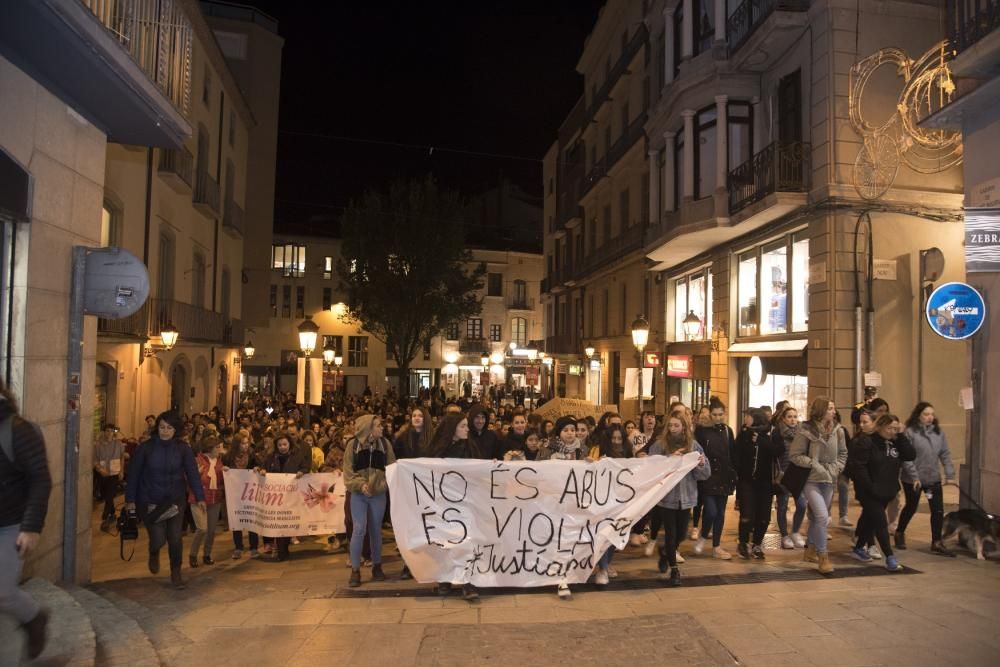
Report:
223,433,260,559
734,409,783,559
847,414,915,571
467,405,497,461
0,389,52,659
256,432,309,561
495,409,529,459
692,398,736,559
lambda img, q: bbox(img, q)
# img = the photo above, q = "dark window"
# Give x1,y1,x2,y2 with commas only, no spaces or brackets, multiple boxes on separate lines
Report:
423,339,431,360
281,285,291,318
295,286,305,318
487,272,502,296
620,188,630,230
446,322,459,340
322,287,332,311
202,65,211,106
694,0,715,56
348,336,368,367
674,130,684,207
192,253,206,308
466,318,483,340
602,205,612,245
673,6,683,78
270,285,277,317
513,280,527,306
489,324,502,342
322,335,342,355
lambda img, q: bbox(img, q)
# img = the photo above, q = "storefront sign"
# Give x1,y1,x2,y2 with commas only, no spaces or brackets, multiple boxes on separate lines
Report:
567,364,583,376
525,366,540,383
666,355,692,378
965,209,1000,272
644,352,661,368
809,260,827,285
926,282,986,340
386,455,701,587
223,470,346,537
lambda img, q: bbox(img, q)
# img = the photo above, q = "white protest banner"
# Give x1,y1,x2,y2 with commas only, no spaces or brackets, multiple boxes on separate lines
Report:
224,469,346,537
386,453,700,587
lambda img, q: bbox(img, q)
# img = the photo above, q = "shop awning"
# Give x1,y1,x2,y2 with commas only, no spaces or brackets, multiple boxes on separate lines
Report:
727,339,808,358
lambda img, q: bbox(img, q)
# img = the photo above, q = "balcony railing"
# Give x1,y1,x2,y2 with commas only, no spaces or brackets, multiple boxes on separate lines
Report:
458,338,489,355
728,141,810,214
507,296,535,310
97,298,242,345
193,170,220,218
544,335,576,356
947,0,1000,56
582,156,608,198
158,146,193,192
222,199,245,238
607,112,648,168
586,24,649,122
727,0,809,56
79,0,193,116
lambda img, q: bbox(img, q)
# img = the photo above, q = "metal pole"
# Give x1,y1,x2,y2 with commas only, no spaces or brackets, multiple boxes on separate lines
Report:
63,247,87,582
303,355,311,427
637,348,644,415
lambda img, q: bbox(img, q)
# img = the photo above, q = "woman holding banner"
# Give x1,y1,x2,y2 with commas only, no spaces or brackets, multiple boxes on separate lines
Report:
257,433,309,562
648,414,710,587
427,413,480,600
592,423,632,585
343,415,395,588
224,433,260,559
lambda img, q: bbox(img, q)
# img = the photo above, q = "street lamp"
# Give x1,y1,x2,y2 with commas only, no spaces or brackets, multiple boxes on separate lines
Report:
160,322,179,351
682,310,702,341
297,316,320,426
322,338,336,366
243,339,255,360
631,314,650,414
584,343,595,359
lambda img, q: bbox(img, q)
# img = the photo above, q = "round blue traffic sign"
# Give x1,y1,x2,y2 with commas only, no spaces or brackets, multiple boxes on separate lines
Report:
926,282,986,340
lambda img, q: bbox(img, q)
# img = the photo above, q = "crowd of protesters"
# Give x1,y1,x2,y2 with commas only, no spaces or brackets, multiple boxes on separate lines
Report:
99,385,959,597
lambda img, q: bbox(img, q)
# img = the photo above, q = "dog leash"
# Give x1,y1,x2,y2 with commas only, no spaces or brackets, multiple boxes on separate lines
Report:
944,481,993,517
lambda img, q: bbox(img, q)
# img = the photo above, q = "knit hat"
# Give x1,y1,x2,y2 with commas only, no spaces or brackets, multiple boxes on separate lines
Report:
554,415,577,438
353,414,376,442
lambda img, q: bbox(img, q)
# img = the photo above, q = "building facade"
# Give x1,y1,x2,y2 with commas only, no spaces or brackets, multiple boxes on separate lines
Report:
246,235,544,402
544,0,969,461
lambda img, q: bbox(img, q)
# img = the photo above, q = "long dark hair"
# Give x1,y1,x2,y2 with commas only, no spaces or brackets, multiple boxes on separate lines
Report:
428,413,467,457
599,424,630,458
398,406,433,455
905,401,939,434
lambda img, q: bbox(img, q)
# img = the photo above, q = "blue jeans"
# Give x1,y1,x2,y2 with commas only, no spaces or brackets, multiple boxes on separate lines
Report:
349,492,386,569
776,491,808,536
803,481,834,553
837,474,851,519
598,546,616,569
700,494,728,547
0,525,40,624
232,529,259,551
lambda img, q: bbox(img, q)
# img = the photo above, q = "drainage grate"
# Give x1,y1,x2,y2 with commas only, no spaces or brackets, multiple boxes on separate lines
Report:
333,563,922,598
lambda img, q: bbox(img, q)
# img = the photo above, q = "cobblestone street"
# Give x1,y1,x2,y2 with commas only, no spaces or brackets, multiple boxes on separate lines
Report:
5,489,999,666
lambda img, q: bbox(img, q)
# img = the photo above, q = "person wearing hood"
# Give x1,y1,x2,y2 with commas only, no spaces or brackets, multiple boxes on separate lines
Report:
649,414,710,587
789,397,848,575
467,405,497,462
343,414,396,587
257,432,310,562
771,406,807,549
692,398,736,560
125,411,205,589
734,409,784,560
897,402,956,555
847,414,915,571
427,413,480,601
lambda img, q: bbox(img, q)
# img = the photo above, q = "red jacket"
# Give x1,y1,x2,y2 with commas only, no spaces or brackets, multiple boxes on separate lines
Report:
188,453,225,505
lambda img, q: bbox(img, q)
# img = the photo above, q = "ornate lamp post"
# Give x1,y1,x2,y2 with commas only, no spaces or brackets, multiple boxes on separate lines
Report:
682,310,702,341
631,314,650,414
297,316,319,426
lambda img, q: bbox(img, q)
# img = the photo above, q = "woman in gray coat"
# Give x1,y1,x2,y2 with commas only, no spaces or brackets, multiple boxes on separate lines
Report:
897,402,956,556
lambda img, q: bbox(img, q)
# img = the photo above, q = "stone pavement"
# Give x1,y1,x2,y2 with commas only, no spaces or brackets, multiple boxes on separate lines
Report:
62,484,999,667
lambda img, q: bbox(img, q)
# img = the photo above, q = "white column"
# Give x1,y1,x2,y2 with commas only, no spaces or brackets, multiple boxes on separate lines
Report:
682,109,696,200
682,0,693,61
663,7,675,85
647,149,660,224
663,131,676,211
714,0,726,43
751,96,765,153
715,95,729,193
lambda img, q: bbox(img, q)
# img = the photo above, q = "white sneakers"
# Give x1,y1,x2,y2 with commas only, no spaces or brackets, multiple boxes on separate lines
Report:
839,516,854,528
643,541,656,557
557,583,572,599
675,551,685,564
792,533,806,548
693,537,706,555
781,535,795,549
868,545,883,560
713,546,732,560
594,568,610,585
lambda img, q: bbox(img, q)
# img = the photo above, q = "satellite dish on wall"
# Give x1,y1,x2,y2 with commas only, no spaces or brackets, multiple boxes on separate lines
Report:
83,247,149,319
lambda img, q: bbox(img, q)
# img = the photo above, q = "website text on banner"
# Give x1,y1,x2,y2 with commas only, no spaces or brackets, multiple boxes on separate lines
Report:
223,469,346,537
386,454,700,587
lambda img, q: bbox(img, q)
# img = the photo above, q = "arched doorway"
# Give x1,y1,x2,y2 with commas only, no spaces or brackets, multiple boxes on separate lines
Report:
170,363,187,413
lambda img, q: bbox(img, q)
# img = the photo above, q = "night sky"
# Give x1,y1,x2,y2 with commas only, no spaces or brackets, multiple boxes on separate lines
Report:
244,0,604,233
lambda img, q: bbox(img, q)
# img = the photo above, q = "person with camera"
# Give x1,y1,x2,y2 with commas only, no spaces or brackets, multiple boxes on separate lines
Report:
94,423,124,533
125,411,205,589
0,389,52,660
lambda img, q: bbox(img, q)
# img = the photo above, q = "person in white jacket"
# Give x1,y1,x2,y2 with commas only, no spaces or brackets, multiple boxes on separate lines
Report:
897,402,956,556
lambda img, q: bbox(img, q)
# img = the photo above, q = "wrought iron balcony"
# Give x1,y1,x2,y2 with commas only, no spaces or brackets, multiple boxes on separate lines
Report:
507,296,535,310
79,0,192,117
585,24,649,122
97,298,242,346
193,170,220,218
727,0,810,57
458,338,489,355
728,141,810,214
947,0,1000,56
222,199,245,238
158,147,194,193
544,335,576,356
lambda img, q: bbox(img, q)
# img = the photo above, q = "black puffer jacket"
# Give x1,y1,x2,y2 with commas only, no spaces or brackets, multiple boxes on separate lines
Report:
0,415,51,533
467,405,497,460
694,423,736,496
848,432,916,503
734,422,783,485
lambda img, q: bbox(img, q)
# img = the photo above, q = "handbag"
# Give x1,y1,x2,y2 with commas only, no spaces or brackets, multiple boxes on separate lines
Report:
117,506,139,561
